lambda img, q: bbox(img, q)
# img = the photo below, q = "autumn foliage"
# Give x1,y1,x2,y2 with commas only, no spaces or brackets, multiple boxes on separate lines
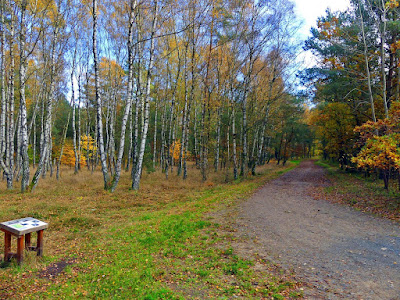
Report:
53,135,97,168
310,103,356,165
352,102,400,189
169,139,191,164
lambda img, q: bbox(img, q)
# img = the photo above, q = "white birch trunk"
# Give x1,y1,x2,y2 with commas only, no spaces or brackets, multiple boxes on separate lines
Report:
178,45,189,176
0,0,5,157
110,0,136,192
231,101,238,180
30,8,60,191
71,43,78,174
56,112,70,180
93,0,110,189
153,100,157,169
77,76,82,170
132,0,158,190
5,7,15,188
160,101,167,168
214,108,221,172
19,0,30,192
358,1,376,122
379,0,388,117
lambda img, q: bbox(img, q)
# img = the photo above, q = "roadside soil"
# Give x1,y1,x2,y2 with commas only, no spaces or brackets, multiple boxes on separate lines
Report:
233,160,400,299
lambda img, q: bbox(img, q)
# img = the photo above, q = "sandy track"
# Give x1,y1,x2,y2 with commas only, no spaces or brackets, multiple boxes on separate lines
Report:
235,160,400,299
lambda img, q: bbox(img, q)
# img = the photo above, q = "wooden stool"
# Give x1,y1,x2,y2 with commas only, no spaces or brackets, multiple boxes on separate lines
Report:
1,218,48,265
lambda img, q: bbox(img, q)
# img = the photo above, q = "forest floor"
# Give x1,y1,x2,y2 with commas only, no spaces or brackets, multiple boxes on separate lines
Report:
0,161,304,299
224,160,400,299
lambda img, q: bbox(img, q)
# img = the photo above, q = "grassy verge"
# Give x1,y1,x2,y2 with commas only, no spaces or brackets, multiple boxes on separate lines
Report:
314,160,400,222
0,161,302,299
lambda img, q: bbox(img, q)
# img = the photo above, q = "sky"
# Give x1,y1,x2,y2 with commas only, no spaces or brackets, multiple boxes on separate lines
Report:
294,0,351,38
293,0,351,67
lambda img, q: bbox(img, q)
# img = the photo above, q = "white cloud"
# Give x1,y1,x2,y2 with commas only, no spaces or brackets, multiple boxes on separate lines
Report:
293,0,351,68
294,0,351,38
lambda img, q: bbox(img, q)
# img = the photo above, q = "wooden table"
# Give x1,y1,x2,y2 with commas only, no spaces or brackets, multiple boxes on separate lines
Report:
0,217,48,264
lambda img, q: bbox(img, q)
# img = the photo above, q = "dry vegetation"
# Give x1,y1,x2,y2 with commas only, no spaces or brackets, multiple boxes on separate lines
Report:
311,161,400,223
0,162,303,299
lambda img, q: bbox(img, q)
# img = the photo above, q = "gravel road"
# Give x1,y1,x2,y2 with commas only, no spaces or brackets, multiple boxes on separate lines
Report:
235,160,400,299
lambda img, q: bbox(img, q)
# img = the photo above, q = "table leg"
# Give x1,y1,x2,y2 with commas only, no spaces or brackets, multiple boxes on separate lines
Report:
37,230,43,257
4,232,11,262
25,233,31,250
17,236,23,265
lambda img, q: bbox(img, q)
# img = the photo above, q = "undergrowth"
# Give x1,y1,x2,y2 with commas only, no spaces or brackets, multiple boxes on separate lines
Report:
0,161,302,299
315,160,400,222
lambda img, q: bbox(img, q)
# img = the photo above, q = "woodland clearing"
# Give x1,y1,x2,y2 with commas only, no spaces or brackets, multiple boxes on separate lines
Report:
0,161,303,299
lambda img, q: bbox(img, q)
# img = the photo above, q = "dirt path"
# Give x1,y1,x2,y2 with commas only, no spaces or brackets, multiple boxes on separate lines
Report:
235,160,400,299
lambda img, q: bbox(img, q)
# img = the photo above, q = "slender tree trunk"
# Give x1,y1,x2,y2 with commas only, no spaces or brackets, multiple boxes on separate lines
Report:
200,92,207,181
126,102,133,171
250,126,259,175
132,0,158,190
85,71,91,170
153,100,158,169
194,107,198,167
160,100,167,169
32,117,36,167
359,2,377,123
0,0,5,157
110,0,136,192
240,50,254,177
5,7,14,189
214,108,221,172
231,101,238,180
379,1,388,117
77,76,82,170
258,106,269,165
182,101,191,180
93,0,110,189
31,8,60,191
131,83,140,176
178,46,189,176
57,113,70,180
19,0,30,192
70,43,78,174
0,0,12,186
15,113,21,181
165,41,181,178
132,16,143,175
108,92,116,176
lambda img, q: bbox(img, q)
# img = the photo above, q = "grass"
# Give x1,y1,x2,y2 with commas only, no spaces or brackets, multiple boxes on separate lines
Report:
0,161,303,299
314,160,400,222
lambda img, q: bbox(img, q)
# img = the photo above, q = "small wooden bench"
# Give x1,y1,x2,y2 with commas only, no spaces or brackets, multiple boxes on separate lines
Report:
1,217,48,264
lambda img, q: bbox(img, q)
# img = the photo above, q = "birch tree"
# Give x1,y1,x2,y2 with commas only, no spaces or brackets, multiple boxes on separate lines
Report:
93,0,110,189
110,0,136,192
132,0,158,190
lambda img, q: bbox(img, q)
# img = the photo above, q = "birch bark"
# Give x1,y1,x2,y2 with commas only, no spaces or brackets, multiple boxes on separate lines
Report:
5,6,15,188
358,1,376,123
153,100,157,169
110,0,136,192
93,0,110,189
56,112,70,180
132,0,158,190
0,0,5,157
30,5,60,191
19,0,30,192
